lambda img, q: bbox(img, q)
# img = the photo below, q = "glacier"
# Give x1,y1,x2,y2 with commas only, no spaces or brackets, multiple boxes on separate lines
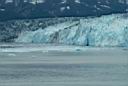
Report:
15,14,128,47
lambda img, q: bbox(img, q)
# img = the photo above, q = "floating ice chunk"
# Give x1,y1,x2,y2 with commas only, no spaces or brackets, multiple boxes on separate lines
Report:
8,53,16,56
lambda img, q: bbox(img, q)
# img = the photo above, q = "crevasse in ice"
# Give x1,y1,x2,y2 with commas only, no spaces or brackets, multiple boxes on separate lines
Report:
15,14,128,47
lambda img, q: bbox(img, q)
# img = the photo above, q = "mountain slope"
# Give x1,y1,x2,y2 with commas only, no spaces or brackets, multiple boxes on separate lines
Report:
0,0,128,21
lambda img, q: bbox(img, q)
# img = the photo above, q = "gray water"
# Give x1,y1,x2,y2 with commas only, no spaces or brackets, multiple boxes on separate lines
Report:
0,44,128,86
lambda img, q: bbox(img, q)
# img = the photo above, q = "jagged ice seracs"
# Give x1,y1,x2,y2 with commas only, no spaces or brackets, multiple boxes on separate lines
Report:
15,14,128,47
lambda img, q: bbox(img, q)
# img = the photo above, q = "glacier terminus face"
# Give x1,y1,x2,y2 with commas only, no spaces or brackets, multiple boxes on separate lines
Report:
15,14,128,47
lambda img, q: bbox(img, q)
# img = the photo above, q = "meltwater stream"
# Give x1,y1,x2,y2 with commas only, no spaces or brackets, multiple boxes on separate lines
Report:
0,44,128,86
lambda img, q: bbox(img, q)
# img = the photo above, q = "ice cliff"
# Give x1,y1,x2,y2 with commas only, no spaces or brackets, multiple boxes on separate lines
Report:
15,14,128,47
0,18,80,42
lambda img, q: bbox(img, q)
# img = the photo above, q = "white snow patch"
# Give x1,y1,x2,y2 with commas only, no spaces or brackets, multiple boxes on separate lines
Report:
60,7,66,12
61,0,67,4
100,5,110,9
67,6,70,10
0,9,5,11
75,0,81,3
5,0,13,3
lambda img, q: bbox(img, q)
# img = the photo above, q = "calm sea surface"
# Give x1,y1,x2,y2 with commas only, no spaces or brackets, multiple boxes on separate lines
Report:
0,44,128,86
